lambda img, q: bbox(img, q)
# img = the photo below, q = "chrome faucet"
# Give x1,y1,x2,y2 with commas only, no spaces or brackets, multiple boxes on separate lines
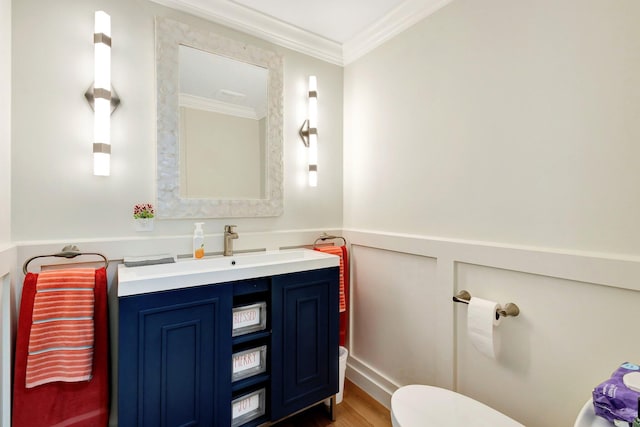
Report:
223,225,238,256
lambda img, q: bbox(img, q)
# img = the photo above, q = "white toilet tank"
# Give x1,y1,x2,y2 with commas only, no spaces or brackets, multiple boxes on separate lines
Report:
391,385,524,427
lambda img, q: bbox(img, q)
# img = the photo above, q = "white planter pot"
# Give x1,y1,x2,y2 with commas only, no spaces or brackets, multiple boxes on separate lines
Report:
133,218,154,232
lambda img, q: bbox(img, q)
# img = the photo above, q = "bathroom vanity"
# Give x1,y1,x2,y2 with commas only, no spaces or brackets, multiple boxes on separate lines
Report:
117,249,340,427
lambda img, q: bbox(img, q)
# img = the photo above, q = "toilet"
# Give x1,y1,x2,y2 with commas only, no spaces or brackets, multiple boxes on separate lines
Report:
391,385,524,426
392,387,611,427
573,399,615,427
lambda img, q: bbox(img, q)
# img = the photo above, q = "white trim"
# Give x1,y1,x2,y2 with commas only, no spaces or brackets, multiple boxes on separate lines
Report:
345,356,395,410
343,228,640,292
14,228,344,272
180,93,263,120
0,273,10,427
343,0,455,64
149,0,455,65
0,245,16,427
149,0,343,65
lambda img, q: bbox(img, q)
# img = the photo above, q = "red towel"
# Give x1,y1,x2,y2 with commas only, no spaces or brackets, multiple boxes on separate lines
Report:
314,245,347,312
26,269,96,388
13,267,110,427
314,245,349,346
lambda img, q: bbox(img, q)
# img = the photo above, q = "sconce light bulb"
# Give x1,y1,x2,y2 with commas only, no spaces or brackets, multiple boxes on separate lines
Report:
94,11,111,91
309,170,318,187
308,98,317,129
94,152,110,176
95,11,111,38
94,98,111,143
308,132,317,187
307,75,318,187
308,134,318,165
93,10,112,177
308,75,317,93
94,44,111,91
308,75,317,128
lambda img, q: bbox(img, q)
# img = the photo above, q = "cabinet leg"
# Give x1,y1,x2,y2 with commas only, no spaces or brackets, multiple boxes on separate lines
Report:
327,395,337,421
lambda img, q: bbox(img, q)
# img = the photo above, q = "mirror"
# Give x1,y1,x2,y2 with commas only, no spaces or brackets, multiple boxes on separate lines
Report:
179,45,268,199
155,17,284,218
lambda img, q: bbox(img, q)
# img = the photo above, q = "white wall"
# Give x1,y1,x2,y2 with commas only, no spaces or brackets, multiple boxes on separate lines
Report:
11,2,342,425
343,1,640,426
0,0,12,424
11,0,343,243
344,0,640,255
0,0,10,246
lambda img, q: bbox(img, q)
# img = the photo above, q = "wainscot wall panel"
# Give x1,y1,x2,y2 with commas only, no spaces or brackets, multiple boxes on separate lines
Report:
344,229,640,427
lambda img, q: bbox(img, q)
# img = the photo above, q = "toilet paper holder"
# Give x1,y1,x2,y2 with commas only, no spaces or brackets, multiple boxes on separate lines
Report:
453,290,520,318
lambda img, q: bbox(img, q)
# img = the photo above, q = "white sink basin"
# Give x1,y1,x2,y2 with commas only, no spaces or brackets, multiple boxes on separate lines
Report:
118,248,340,296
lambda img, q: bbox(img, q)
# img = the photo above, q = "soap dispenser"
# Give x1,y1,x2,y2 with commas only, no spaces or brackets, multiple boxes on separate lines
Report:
193,222,205,259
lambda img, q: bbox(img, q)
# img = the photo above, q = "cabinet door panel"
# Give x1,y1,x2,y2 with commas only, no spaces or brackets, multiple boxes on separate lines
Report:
271,268,339,420
119,285,232,427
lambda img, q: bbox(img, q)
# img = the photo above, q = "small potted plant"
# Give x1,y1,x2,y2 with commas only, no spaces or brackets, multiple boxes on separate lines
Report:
133,203,155,232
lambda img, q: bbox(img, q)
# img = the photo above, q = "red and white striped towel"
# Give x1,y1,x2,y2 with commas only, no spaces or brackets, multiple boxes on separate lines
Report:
25,268,96,388
314,245,347,313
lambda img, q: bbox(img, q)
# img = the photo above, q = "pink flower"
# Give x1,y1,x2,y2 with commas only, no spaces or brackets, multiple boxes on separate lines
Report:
133,203,154,219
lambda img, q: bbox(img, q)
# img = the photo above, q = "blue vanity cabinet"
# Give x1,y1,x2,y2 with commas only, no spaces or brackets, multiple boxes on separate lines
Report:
118,283,233,427
117,263,340,427
270,267,340,420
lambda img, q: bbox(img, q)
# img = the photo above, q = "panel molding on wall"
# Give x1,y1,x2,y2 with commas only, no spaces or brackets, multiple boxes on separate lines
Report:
344,228,640,292
0,245,16,427
348,244,441,406
14,228,343,282
342,228,640,414
0,273,10,427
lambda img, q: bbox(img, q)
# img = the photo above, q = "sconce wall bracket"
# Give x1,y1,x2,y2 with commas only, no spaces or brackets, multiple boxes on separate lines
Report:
94,33,111,47
298,119,317,147
84,84,121,113
93,143,111,154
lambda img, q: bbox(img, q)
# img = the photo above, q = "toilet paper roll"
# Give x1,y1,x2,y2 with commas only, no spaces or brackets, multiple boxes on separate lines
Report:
467,297,502,359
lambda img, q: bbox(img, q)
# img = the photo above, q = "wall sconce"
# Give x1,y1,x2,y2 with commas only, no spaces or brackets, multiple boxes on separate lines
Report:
299,76,318,187
84,11,120,176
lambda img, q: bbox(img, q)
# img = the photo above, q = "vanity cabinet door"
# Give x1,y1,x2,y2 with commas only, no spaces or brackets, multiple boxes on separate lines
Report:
270,267,340,420
118,284,233,427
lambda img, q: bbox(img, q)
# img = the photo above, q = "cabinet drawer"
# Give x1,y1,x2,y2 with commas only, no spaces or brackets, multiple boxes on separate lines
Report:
232,302,267,337
232,345,267,382
231,388,266,427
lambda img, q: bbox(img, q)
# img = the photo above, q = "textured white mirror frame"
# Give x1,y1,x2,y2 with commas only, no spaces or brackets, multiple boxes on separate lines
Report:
155,17,284,218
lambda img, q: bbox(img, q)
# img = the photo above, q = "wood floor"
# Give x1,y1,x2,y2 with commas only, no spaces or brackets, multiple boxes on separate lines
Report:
272,380,392,427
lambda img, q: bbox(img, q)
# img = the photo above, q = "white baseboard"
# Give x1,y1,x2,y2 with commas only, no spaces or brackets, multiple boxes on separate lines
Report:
345,354,399,410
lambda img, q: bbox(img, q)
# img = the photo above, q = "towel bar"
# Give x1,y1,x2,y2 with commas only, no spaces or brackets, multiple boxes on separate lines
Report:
453,289,520,318
23,245,109,274
313,233,347,248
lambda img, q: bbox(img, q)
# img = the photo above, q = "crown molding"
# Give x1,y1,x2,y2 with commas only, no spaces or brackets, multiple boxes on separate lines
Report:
180,93,264,120
150,0,344,65
343,0,454,65
151,0,454,66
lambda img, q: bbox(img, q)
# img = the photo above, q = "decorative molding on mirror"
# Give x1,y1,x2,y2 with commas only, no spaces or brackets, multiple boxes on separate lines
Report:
156,16,284,218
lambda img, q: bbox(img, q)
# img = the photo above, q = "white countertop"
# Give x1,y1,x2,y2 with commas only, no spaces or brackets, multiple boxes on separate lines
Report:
117,248,340,297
